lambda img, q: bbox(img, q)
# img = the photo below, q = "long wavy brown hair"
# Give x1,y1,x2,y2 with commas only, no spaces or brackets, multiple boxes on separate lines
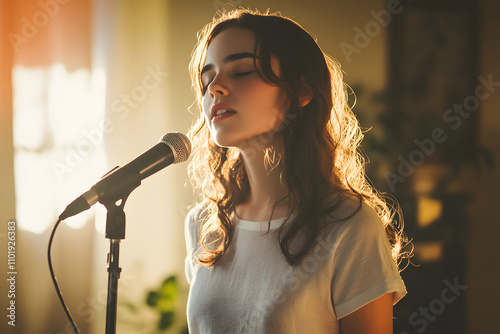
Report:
187,8,410,267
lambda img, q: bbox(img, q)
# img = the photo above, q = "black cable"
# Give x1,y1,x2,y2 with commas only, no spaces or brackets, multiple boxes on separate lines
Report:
47,218,81,334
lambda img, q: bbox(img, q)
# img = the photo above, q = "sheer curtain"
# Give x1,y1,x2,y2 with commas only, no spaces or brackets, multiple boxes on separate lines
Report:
1,0,192,333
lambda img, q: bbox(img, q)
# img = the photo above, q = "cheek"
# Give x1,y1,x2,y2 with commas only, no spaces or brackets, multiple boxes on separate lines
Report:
264,88,288,130
201,96,211,122
243,82,275,106
245,83,286,120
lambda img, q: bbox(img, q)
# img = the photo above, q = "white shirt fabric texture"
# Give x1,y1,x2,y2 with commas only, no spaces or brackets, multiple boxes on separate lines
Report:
184,196,406,334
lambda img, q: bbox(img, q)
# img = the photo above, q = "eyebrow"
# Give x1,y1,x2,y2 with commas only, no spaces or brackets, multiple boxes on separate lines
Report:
201,52,258,76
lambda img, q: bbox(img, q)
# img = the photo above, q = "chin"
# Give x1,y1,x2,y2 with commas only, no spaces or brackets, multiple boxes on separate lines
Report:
210,125,279,149
211,131,244,149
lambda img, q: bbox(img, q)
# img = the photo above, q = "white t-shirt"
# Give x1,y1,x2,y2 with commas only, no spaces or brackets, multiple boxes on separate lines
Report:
184,197,406,334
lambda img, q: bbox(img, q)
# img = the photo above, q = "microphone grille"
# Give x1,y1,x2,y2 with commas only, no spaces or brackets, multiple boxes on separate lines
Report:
160,132,192,164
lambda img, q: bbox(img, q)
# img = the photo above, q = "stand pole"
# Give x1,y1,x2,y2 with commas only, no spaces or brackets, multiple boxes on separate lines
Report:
97,171,140,334
105,239,122,334
101,192,132,334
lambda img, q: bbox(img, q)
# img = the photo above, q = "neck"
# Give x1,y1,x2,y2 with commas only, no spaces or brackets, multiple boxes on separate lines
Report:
236,135,290,221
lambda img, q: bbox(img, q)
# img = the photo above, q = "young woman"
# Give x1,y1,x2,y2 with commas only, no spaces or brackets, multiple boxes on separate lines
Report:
184,8,408,334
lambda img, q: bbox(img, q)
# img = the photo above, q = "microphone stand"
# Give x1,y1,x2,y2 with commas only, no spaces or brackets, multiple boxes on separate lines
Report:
99,173,141,334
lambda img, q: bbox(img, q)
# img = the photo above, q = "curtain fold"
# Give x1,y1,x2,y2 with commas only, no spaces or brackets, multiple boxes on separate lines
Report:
3,1,95,333
1,0,191,333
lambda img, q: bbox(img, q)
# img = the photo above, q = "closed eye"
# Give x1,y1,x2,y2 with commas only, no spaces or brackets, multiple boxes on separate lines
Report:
234,71,255,77
202,71,256,93
202,81,211,94
201,76,213,94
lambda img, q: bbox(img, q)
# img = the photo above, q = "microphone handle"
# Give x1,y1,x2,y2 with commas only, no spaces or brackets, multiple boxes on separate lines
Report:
59,142,175,220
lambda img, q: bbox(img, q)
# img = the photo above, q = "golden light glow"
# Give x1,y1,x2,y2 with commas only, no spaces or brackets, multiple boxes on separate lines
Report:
417,195,442,227
12,64,107,233
414,241,443,263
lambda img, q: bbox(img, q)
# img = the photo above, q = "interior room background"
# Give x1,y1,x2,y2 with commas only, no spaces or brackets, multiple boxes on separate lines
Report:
1,0,499,333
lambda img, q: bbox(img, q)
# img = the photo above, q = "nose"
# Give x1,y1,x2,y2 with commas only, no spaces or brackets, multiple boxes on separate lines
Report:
207,75,229,98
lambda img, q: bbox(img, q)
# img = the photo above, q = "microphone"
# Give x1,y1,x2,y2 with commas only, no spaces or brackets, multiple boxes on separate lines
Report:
59,132,191,220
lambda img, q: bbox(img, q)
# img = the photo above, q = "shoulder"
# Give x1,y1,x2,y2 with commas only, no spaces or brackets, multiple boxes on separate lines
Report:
184,201,210,241
325,193,381,227
322,193,386,245
185,201,210,225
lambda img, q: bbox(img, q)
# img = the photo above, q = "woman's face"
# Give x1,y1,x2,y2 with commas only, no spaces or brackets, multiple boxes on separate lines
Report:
201,27,287,149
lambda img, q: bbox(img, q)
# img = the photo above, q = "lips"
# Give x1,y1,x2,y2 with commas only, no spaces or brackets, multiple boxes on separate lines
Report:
211,103,236,120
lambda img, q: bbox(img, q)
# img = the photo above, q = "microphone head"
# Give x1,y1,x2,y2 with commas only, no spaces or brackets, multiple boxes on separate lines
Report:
160,132,192,164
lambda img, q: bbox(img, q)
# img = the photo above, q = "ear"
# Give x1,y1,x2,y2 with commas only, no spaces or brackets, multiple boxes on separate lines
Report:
299,77,313,107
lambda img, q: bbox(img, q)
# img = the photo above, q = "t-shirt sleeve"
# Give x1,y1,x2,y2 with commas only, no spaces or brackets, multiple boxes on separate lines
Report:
330,203,406,319
184,204,203,285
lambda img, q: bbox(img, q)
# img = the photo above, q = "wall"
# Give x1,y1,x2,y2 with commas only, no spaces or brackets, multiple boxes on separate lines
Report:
1,0,498,333
464,0,500,332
